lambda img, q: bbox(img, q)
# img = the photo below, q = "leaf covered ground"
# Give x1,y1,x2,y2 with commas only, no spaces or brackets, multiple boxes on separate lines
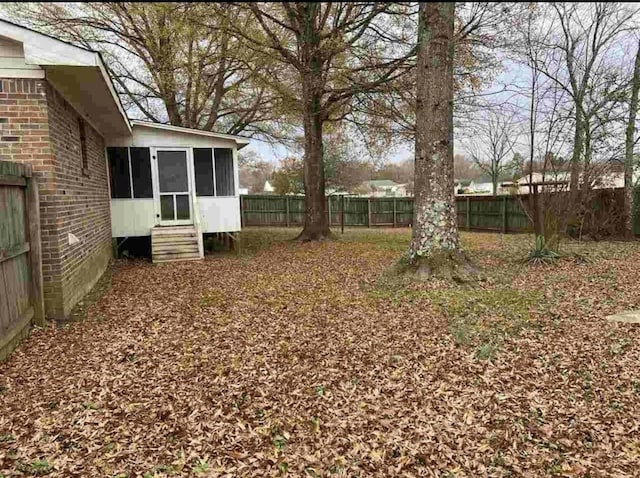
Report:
1,228,640,477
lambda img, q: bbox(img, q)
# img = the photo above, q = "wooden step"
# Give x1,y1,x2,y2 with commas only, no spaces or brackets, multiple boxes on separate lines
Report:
153,252,201,262
151,226,202,263
153,244,199,254
152,236,197,244
153,256,203,264
152,228,197,236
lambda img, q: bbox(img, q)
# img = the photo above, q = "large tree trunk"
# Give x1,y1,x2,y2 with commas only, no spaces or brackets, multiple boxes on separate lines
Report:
624,40,640,239
298,76,329,240
297,3,329,241
408,3,474,280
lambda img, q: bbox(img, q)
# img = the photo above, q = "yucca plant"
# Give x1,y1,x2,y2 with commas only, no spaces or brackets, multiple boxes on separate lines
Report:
526,235,559,265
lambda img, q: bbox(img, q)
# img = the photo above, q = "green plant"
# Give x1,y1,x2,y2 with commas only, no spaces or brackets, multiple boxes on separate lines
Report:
17,459,53,476
526,236,559,265
273,434,287,450
192,459,210,474
475,341,500,360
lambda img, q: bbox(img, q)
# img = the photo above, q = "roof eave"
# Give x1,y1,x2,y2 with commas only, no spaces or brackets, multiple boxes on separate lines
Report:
130,120,250,148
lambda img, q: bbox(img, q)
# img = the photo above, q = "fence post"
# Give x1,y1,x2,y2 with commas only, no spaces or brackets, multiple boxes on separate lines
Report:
393,197,397,228
327,196,332,226
26,174,44,326
502,195,508,234
367,198,372,227
466,196,470,229
240,196,244,227
285,196,290,227
341,195,345,234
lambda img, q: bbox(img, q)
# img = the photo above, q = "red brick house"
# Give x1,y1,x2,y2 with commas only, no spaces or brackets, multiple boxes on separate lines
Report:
0,20,248,319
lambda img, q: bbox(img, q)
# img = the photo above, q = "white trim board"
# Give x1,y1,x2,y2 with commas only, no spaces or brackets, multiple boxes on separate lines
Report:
130,120,250,149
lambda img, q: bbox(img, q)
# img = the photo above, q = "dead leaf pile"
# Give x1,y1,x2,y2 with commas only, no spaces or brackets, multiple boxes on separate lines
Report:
1,229,640,477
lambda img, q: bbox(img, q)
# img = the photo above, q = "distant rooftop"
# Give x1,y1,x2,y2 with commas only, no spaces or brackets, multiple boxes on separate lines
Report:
364,179,401,188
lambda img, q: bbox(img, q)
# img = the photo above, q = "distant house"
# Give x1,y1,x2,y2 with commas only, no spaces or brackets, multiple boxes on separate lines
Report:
357,179,409,197
454,179,472,195
510,170,640,194
263,180,275,193
514,171,571,194
456,174,514,195
0,19,248,318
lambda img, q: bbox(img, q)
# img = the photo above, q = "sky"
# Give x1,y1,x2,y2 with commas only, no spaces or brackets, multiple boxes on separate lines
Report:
245,59,527,166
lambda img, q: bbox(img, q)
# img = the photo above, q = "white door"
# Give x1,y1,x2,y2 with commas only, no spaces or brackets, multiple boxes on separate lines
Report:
153,148,193,226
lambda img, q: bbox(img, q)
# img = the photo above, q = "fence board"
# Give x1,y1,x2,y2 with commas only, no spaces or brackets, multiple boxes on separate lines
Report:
0,160,43,360
241,190,639,236
241,194,535,232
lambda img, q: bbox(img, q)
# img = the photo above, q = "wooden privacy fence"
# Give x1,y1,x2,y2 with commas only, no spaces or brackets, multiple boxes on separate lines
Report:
240,194,533,232
0,161,43,360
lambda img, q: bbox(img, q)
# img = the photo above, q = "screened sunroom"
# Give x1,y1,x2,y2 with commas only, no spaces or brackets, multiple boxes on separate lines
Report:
106,120,249,262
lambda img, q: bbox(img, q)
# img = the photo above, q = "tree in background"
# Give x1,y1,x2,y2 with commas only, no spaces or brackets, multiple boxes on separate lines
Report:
350,3,520,145
7,2,285,138
234,2,415,240
464,110,519,196
534,3,638,209
271,157,304,195
408,3,475,280
453,154,481,180
239,149,274,193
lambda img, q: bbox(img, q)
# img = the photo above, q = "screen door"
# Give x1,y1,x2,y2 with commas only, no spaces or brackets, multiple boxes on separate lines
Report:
156,149,192,225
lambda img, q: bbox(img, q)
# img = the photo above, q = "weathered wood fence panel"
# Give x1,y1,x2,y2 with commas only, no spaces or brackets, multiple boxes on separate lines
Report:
241,194,534,232
0,160,43,360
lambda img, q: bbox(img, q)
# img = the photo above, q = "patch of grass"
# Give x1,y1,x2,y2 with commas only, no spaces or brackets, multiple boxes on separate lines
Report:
191,459,210,474
239,228,301,255
450,319,474,346
143,464,177,477
17,459,53,476
198,290,225,308
475,341,500,360
338,229,410,251
431,288,540,357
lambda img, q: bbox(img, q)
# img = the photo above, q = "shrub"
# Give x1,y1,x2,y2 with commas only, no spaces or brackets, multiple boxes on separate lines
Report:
527,235,559,265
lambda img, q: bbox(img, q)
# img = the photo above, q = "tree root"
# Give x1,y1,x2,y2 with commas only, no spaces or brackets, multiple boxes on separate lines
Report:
401,250,482,283
295,229,334,242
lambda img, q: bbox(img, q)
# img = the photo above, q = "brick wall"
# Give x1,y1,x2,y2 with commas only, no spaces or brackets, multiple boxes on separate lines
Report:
0,78,112,318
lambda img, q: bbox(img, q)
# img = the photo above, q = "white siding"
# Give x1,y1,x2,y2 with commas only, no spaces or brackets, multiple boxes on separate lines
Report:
198,197,241,233
109,126,239,150
110,199,156,237
0,36,44,78
108,124,244,237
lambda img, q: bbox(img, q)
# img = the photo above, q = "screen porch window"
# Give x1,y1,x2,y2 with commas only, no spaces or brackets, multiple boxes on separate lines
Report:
107,147,153,199
194,148,235,197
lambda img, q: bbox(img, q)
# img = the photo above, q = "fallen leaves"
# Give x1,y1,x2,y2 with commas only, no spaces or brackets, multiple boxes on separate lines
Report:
0,228,639,477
